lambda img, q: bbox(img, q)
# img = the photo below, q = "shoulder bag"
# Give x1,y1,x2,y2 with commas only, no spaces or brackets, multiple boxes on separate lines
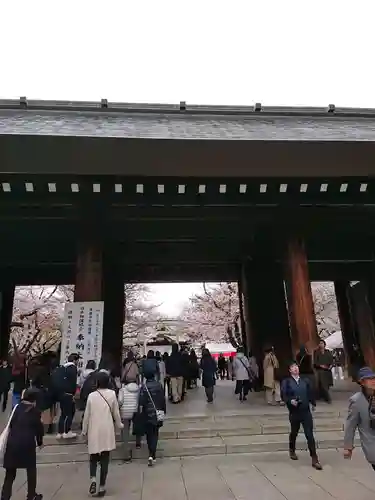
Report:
97,390,114,423
0,404,18,463
144,384,164,423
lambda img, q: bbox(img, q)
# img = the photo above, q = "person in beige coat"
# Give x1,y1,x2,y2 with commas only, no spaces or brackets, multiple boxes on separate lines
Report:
263,347,282,405
82,371,123,497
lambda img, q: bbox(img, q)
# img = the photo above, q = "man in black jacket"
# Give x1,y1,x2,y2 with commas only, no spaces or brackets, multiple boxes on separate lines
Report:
54,353,79,439
166,344,183,403
281,361,322,470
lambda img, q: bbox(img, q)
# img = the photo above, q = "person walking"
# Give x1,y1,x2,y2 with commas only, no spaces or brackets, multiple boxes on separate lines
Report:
313,339,333,403
166,344,183,403
296,345,315,393
344,367,375,470
52,353,79,439
121,352,140,385
162,352,171,398
155,351,166,391
1,387,44,500
0,359,12,413
263,347,282,405
118,380,140,462
141,351,159,383
217,354,227,381
248,351,259,391
228,355,235,381
189,350,200,388
200,349,217,403
78,360,96,389
138,368,166,467
281,361,322,470
82,371,123,497
233,348,252,402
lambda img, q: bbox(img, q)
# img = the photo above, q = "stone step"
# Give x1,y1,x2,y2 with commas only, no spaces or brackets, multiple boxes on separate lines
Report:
36,430,359,464
46,417,345,444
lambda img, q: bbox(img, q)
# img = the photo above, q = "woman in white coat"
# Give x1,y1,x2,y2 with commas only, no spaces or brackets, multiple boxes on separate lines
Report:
82,371,123,497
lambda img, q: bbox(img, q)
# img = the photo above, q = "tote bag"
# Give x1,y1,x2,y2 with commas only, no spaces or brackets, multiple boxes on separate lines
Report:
0,404,18,462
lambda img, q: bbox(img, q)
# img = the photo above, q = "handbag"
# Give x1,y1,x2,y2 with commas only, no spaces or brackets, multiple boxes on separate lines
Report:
239,357,255,381
144,384,164,422
0,404,18,462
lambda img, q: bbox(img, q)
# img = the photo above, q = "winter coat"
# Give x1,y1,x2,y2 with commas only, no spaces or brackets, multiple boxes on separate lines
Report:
344,391,375,464
233,353,251,381
121,361,140,383
82,389,123,455
263,352,279,389
189,358,200,380
0,366,12,392
4,401,44,469
141,359,159,379
78,368,95,388
139,380,166,427
166,352,183,377
200,356,217,388
118,383,139,420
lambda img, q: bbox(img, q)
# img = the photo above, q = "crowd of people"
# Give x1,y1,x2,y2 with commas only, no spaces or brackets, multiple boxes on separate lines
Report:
2,339,375,498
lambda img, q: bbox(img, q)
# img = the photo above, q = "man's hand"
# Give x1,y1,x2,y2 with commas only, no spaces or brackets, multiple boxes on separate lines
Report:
291,399,298,407
343,449,353,459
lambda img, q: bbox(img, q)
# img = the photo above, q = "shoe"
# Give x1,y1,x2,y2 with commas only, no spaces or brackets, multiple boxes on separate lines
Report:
312,458,323,470
148,456,154,467
89,479,97,496
136,443,141,449
56,433,63,439
30,494,43,500
98,485,106,497
243,397,247,401
62,431,77,439
289,451,298,461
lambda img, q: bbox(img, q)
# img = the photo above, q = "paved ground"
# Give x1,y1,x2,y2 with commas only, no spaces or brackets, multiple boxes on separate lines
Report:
2,449,375,500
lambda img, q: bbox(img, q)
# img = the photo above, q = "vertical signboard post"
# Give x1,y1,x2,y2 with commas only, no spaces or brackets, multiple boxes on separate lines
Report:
60,301,104,370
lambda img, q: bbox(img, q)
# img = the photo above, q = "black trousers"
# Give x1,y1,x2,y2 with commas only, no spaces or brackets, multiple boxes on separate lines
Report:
89,451,110,486
316,370,331,403
219,368,226,380
145,425,159,459
289,410,317,457
205,386,214,402
58,393,75,434
1,467,37,500
235,380,249,399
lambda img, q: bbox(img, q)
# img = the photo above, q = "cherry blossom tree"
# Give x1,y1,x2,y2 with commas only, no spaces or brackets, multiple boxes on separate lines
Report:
179,282,241,346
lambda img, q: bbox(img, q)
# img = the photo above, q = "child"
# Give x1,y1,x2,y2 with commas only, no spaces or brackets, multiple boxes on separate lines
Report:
118,381,139,462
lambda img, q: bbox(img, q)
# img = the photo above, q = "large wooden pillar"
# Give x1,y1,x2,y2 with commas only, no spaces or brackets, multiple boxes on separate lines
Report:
242,260,292,369
334,280,357,376
74,240,124,365
351,280,375,369
285,236,319,353
0,284,15,359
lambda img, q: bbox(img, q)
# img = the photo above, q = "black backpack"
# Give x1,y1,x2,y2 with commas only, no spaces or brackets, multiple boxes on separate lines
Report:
78,370,99,410
51,365,68,394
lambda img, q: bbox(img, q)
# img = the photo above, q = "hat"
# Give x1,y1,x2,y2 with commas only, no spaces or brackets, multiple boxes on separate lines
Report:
358,367,375,380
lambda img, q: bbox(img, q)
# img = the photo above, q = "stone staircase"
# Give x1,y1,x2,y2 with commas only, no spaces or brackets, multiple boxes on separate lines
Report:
36,407,357,463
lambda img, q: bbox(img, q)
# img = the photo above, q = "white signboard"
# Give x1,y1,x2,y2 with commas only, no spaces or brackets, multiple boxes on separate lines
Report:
60,301,104,370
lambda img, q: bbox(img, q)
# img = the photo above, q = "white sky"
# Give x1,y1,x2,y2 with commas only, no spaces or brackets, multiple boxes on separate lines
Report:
2,1,374,314
147,283,204,317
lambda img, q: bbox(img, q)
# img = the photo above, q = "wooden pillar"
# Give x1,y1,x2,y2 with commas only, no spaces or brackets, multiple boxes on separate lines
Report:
74,240,103,302
0,285,15,359
334,280,357,375
74,240,123,365
242,260,292,369
102,259,124,368
351,280,375,369
285,236,319,353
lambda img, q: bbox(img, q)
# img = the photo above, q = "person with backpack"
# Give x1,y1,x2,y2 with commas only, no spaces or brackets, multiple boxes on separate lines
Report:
78,360,97,389
118,380,140,462
281,361,323,470
121,352,139,384
233,347,253,402
82,371,123,497
1,387,44,500
138,367,166,467
52,353,79,439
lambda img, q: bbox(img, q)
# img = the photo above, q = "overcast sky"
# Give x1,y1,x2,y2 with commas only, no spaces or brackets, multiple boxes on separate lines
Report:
1,0,373,314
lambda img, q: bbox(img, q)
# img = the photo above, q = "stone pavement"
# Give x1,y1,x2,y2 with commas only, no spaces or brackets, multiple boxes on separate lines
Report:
2,449,375,500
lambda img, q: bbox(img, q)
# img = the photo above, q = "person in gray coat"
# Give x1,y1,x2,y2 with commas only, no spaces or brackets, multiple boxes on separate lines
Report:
344,366,375,470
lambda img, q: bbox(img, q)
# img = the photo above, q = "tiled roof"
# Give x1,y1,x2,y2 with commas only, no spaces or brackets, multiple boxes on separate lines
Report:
1,100,375,141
